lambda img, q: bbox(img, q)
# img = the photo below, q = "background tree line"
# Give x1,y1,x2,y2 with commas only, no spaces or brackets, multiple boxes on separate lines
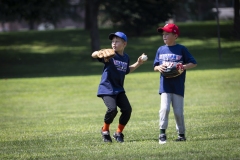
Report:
0,0,239,51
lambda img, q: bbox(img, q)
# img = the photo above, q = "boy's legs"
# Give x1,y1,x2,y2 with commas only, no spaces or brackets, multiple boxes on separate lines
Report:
101,95,118,142
172,94,185,138
159,93,171,131
102,93,132,127
116,92,132,130
112,92,132,143
159,93,171,144
102,95,118,127
101,93,132,142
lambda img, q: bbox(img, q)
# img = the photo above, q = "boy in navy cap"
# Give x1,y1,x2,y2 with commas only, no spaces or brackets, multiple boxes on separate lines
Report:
153,24,197,144
92,31,146,143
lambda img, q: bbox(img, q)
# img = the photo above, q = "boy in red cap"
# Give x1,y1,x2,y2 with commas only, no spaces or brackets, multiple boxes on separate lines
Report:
153,24,197,144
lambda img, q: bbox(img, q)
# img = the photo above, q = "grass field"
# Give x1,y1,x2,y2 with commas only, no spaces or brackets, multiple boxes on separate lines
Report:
0,21,240,159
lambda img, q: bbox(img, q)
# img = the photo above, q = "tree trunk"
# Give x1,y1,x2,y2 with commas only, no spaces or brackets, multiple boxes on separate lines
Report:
1,21,6,32
29,19,34,30
234,0,240,39
84,0,91,30
88,0,100,52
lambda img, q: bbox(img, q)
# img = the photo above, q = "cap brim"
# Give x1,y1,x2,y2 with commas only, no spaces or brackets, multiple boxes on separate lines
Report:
157,28,163,33
108,33,115,40
157,27,173,33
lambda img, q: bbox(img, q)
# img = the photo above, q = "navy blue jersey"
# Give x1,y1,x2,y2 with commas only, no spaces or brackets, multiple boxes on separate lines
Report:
97,52,130,97
153,44,197,97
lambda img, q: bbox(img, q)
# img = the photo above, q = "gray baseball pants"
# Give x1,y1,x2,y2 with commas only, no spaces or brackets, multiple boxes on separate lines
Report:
159,93,185,134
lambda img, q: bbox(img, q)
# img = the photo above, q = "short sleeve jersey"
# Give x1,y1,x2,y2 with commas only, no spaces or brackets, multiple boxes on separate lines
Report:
97,52,130,97
153,44,197,97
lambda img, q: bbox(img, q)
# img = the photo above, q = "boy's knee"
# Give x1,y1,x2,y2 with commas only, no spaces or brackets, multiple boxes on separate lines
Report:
128,106,132,112
122,106,132,115
109,108,118,116
174,112,183,119
160,108,170,114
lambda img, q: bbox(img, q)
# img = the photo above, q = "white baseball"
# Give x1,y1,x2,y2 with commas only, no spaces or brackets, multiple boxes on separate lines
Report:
141,55,148,61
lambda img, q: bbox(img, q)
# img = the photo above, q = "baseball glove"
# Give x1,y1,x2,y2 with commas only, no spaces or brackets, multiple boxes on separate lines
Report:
97,49,115,62
162,63,184,78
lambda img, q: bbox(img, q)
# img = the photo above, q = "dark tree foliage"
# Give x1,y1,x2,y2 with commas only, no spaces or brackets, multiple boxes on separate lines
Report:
102,0,175,36
0,0,19,22
0,0,80,30
173,0,215,22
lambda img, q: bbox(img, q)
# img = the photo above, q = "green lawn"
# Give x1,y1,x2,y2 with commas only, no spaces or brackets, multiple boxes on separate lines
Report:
0,21,240,159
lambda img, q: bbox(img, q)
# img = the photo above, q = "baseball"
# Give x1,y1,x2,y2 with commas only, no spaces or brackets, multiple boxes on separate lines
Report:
141,54,148,61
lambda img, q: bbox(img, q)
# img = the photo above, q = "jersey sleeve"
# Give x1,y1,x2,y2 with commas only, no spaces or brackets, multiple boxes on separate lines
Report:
182,46,197,64
97,57,104,63
125,56,130,74
153,47,161,67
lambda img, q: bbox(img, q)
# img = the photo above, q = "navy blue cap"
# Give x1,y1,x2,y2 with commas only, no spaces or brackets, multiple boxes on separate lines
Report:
109,32,127,42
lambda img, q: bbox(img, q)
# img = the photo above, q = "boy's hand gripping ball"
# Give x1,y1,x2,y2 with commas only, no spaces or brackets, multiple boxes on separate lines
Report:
141,53,148,61
97,49,115,62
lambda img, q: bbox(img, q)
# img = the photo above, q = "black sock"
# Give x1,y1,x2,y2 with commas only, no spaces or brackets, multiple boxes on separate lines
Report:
160,129,165,134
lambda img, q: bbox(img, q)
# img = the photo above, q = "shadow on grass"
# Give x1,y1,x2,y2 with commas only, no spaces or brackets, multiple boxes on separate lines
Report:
1,44,239,79
0,21,239,79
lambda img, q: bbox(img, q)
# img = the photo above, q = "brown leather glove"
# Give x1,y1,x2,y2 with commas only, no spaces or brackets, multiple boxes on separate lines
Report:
97,49,115,62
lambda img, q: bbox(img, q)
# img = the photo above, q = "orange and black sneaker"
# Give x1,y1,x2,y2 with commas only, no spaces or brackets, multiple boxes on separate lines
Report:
101,129,112,142
113,132,124,143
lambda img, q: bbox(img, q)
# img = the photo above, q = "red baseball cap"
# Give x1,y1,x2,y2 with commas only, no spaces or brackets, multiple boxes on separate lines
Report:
157,23,179,36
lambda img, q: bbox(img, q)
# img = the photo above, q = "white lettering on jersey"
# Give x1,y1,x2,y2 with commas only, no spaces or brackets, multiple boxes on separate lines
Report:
159,53,182,61
113,60,128,72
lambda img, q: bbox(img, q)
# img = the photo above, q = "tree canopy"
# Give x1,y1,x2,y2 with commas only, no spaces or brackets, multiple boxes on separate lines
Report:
102,0,175,35
0,0,80,30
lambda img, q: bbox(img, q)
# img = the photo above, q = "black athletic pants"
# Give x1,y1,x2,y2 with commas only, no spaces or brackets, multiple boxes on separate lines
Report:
102,92,132,125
